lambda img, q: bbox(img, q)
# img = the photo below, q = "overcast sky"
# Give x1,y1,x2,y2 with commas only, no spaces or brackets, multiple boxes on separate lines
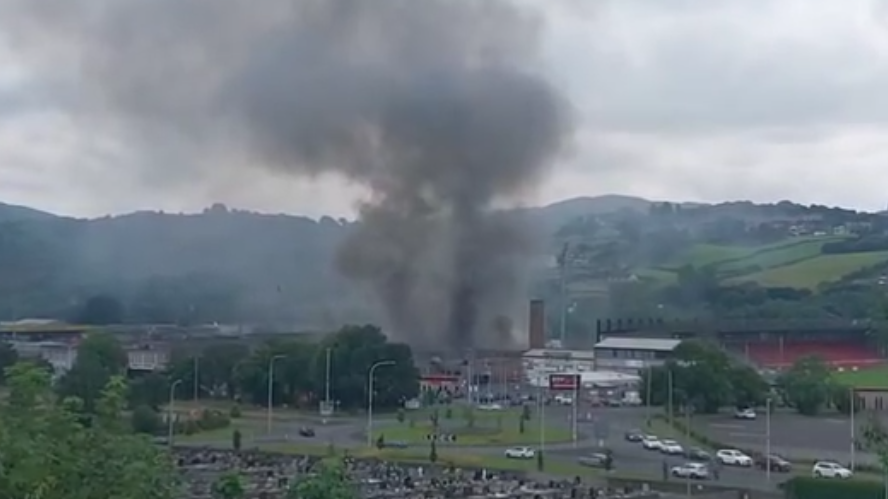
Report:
2,0,888,218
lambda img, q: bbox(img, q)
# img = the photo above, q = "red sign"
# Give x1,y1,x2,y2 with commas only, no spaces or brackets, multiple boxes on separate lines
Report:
548,374,580,391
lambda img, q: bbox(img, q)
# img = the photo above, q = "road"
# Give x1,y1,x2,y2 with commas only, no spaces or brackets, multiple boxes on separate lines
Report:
692,410,880,466
181,404,787,491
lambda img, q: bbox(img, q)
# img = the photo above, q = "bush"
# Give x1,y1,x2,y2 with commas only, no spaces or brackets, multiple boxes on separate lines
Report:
229,405,242,419
131,405,162,434
197,409,231,431
396,408,405,423
784,476,883,499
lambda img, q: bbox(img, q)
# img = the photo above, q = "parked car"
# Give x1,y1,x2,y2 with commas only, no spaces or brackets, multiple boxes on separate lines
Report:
812,461,852,479
298,427,315,437
734,408,756,420
624,429,644,442
642,436,663,451
685,447,712,462
504,447,536,459
660,439,684,455
478,403,503,411
670,462,710,480
756,454,791,472
554,394,574,405
715,449,753,466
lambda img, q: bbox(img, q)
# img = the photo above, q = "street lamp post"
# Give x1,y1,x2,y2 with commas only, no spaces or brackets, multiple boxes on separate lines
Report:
167,379,183,447
850,388,857,471
324,347,332,406
192,356,200,401
766,397,772,483
685,406,692,497
266,354,285,434
366,360,395,447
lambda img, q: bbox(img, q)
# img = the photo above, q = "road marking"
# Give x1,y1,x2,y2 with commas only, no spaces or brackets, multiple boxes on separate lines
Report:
709,423,745,429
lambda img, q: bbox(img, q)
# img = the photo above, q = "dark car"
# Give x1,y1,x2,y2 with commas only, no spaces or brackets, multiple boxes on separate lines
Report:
624,429,644,442
577,453,611,468
685,447,712,462
755,454,791,472
298,427,315,437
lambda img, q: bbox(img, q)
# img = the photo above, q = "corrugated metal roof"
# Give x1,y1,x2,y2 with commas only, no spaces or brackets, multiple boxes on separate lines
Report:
594,337,681,351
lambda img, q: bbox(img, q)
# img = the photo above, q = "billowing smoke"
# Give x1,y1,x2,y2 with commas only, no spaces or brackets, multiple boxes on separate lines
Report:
0,0,571,350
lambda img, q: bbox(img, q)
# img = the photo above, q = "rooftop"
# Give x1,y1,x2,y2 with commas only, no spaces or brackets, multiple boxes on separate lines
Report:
594,337,682,352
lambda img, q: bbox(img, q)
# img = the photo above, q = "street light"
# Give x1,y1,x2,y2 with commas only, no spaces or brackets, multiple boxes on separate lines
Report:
366,360,395,447
766,397,772,483
167,379,183,447
850,387,857,471
266,354,285,434
325,347,333,407
192,356,200,401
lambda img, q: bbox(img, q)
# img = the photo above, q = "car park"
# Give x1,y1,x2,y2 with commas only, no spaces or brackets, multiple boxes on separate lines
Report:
812,461,852,479
670,462,710,480
756,454,792,472
504,446,535,459
624,429,644,442
642,436,663,450
715,449,753,466
660,439,684,455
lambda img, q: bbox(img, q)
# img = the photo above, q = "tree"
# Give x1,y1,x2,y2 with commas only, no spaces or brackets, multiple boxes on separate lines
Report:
641,340,760,414
0,361,178,498
76,295,125,325
131,404,162,434
290,461,356,499
212,471,245,499
310,325,420,410
57,332,128,414
0,340,19,384
129,372,170,410
232,428,242,451
778,355,832,416
429,439,438,463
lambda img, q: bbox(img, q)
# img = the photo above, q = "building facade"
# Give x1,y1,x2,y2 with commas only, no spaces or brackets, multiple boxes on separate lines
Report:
592,337,681,373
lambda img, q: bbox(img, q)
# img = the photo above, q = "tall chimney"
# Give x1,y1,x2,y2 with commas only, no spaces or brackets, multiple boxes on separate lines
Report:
528,299,545,349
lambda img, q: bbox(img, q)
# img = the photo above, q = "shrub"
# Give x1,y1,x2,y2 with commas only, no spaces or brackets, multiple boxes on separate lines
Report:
229,405,242,419
784,476,883,499
131,405,162,434
232,429,242,451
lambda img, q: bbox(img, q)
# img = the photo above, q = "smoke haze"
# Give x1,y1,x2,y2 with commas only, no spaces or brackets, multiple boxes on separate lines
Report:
0,0,572,350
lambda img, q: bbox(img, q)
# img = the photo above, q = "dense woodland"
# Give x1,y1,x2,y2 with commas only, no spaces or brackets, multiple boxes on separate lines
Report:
3,197,888,337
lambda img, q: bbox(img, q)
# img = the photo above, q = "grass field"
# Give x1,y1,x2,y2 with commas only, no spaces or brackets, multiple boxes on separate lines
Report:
833,365,888,389
731,251,888,289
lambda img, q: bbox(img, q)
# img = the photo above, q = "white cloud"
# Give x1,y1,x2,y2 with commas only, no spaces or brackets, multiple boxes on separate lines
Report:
2,0,888,217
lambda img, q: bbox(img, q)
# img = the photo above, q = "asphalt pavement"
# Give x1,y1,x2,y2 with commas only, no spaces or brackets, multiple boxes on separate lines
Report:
693,411,880,466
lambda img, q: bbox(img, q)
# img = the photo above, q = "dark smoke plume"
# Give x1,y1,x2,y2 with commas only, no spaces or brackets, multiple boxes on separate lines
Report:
0,0,572,350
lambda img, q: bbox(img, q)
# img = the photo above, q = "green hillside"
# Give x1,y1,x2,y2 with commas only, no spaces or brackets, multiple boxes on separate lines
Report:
641,236,888,289
731,251,888,289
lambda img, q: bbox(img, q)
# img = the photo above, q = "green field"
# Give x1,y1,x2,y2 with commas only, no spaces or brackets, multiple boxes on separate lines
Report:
639,236,888,289
731,251,888,289
834,365,888,389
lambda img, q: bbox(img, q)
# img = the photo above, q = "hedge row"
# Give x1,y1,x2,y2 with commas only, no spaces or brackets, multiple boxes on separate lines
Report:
784,476,885,499
656,414,884,475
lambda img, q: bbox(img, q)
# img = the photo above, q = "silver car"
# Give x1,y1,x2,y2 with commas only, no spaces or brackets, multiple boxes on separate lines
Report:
671,462,709,480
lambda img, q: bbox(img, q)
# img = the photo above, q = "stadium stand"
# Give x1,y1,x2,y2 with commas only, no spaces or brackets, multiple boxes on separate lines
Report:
742,339,881,368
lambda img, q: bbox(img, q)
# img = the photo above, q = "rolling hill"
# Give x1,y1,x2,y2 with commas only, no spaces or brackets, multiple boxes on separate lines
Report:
645,236,888,289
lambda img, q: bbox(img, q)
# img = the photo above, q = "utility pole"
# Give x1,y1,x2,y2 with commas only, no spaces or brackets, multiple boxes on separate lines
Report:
559,242,569,346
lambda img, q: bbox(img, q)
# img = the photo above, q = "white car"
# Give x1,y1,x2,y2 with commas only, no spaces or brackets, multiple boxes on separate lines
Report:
660,439,684,455
671,462,709,480
715,449,753,466
554,394,574,405
504,447,536,459
812,461,852,479
478,403,503,411
734,408,757,420
641,436,662,450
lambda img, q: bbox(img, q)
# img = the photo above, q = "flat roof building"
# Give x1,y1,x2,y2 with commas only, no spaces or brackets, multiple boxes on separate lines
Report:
593,337,682,373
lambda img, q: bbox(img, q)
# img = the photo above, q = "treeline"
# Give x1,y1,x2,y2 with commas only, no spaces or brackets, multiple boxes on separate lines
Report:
822,235,888,254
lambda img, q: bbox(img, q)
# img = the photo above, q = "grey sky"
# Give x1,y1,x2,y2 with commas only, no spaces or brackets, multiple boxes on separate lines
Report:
2,0,888,218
